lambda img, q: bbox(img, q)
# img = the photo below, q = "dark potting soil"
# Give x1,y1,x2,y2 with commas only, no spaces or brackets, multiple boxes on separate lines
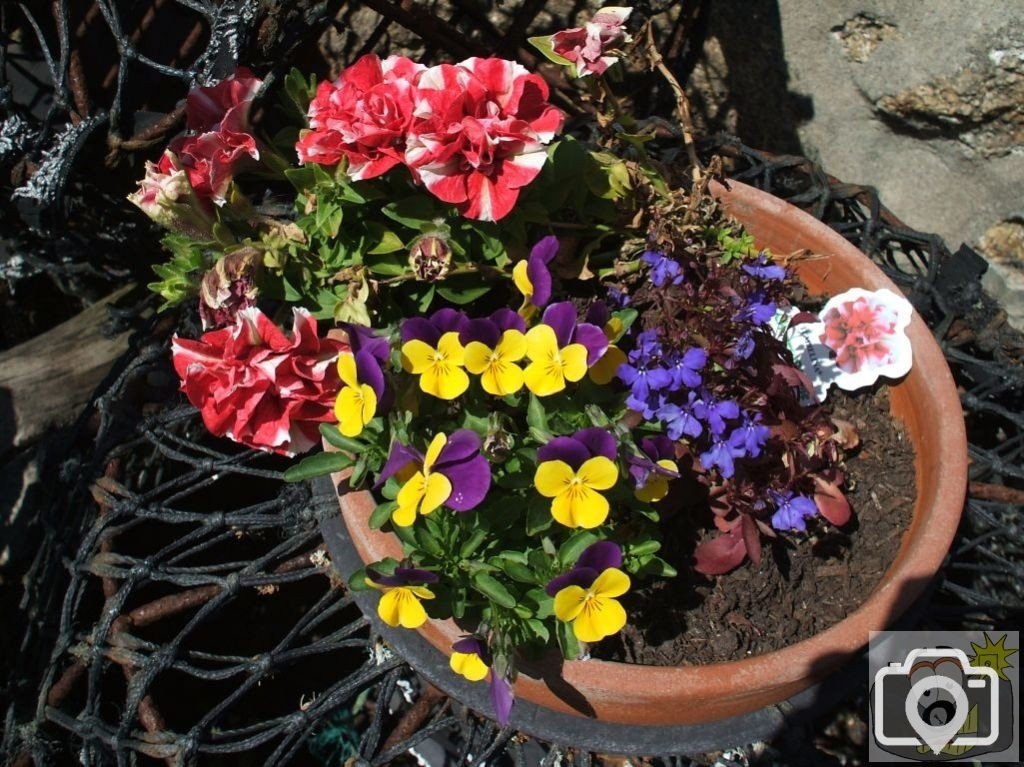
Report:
599,385,916,666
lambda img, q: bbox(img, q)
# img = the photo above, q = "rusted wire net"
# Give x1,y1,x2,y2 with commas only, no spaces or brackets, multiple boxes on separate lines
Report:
2,139,1021,766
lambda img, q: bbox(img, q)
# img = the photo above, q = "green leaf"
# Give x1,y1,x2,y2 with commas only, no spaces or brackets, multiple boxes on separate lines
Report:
319,424,366,453
459,529,488,559
526,394,551,441
415,525,444,558
283,451,353,482
284,68,317,113
527,34,575,69
347,567,373,592
499,561,537,584
637,555,678,578
436,274,493,305
627,540,661,557
366,224,405,255
555,618,580,660
526,618,550,643
369,501,397,530
525,496,553,536
381,196,437,229
558,530,599,567
471,572,517,609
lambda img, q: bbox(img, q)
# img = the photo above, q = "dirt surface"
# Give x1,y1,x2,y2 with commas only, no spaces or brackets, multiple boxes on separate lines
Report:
600,385,916,666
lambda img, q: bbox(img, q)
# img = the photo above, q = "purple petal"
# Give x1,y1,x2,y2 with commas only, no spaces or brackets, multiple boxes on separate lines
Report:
545,566,599,596
342,323,391,364
435,429,483,468
527,236,558,308
585,300,609,328
641,435,674,462
452,635,491,663
576,540,623,572
574,427,617,461
375,441,421,488
541,302,578,348
442,453,491,511
537,437,590,470
430,308,468,335
489,673,515,726
355,350,385,400
682,347,707,371
367,566,439,586
490,308,526,333
401,317,440,346
461,318,500,348
572,322,610,366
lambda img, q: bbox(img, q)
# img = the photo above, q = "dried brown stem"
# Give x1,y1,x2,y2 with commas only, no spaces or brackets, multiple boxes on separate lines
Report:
644,21,701,183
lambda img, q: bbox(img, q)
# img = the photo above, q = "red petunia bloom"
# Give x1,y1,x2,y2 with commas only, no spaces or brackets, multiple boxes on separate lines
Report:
549,7,633,78
403,57,564,222
171,308,348,456
186,66,263,133
296,54,424,179
169,129,260,207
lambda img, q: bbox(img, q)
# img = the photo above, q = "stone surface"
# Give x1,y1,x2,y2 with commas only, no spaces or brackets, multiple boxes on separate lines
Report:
978,220,1024,329
688,1,1024,326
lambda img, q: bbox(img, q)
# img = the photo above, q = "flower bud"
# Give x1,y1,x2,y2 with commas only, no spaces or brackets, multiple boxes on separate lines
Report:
408,234,452,282
199,248,261,329
129,151,214,239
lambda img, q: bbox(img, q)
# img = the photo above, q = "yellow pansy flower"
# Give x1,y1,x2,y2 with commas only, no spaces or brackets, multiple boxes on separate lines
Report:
464,329,528,396
534,456,618,528
333,352,378,437
393,433,452,527
401,331,470,400
522,324,588,397
553,567,631,642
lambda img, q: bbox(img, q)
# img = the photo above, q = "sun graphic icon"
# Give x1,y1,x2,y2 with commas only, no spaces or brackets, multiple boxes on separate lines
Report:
968,632,1017,682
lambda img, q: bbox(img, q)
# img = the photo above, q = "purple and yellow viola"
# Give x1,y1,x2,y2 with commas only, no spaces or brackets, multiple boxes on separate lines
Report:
400,309,471,400
523,302,608,396
448,635,515,726
365,566,439,629
547,541,630,643
533,427,619,528
333,324,391,437
513,235,558,316
378,429,491,527
461,310,528,396
628,435,679,503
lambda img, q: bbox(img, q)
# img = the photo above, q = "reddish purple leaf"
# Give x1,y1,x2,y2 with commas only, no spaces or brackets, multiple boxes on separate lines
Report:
741,515,762,567
813,475,852,526
694,531,748,575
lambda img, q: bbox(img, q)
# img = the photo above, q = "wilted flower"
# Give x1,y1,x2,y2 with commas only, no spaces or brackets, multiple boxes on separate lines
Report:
129,151,214,238
366,566,439,629
171,308,347,456
543,7,633,79
408,233,452,282
198,248,261,329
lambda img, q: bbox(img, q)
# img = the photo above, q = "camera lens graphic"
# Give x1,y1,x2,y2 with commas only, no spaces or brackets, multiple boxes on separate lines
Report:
904,673,970,753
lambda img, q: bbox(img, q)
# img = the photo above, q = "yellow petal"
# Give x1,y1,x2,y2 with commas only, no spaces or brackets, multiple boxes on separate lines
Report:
359,384,378,426
401,339,435,373
578,456,618,491
591,567,631,599
422,364,470,400
482,360,524,396
394,473,426,526
588,345,626,385
635,459,676,503
407,585,436,600
424,433,447,470
560,343,589,383
334,387,365,437
512,260,533,298
524,324,557,361
391,502,418,528
395,588,429,628
336,352,359,388
604,317,624,341
553,585,588,622
377,588,404,627
534,460,574,498
496,329,527,361
437,332,465,366
450,651,489,682
463,341,493,375
573,596,626,642
420,473,452,515
552,485,609,529
523,360,565,397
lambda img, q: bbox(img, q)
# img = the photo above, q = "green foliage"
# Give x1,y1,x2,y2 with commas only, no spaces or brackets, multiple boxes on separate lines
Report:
147,234,209,309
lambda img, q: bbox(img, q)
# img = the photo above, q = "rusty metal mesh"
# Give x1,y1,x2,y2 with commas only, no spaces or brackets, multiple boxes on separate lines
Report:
2,1,1023,765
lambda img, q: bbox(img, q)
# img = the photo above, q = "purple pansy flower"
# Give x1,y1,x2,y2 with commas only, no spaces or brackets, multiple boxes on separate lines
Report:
666,346,707,390
769,490,819,532
490,672,515,726
514,235,558,309
376,430,491,519
365,566,440,587
545,540,623,596
401,308,470,346
627,435,679,489
540,302,608,366
742,254,787,282
537,426,618,469
728,413,771,458
657,394,703,440
699,436,746,478
340,322,391,364
642,250,684,287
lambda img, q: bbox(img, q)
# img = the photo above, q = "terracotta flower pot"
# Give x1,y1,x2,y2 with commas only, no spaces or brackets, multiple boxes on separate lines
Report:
319,179,967,734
